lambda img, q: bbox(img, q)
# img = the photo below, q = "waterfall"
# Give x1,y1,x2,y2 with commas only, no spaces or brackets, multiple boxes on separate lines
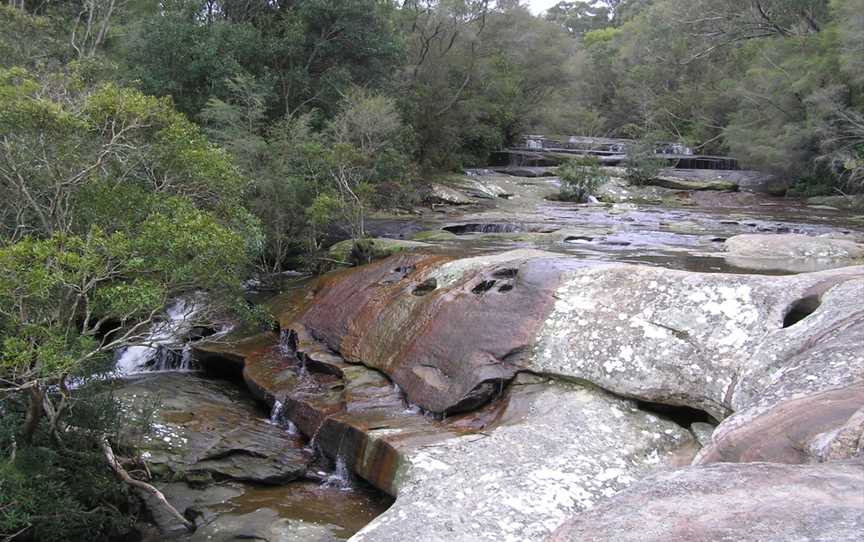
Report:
113,297,222,375
325,431,353,490
268,399,300,436
327,455,352,490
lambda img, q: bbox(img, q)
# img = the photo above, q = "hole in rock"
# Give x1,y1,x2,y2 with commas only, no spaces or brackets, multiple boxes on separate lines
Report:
472,280,497,294
443,223,521,235
498,284,514,293
710,237,727,243
783,295,821,328
412,278,438,297
492,268,519,279
636,400,717,427
599,240,632,247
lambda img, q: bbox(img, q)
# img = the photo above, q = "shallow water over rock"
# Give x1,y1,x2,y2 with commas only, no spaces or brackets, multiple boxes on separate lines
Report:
364,173,864,275
118,372,393,540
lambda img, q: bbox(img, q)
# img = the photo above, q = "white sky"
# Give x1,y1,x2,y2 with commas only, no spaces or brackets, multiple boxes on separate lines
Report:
525,0,562,15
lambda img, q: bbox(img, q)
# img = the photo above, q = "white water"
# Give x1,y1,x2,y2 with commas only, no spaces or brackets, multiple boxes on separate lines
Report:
267,400,300,436
113,298,200,375
326,455,353,490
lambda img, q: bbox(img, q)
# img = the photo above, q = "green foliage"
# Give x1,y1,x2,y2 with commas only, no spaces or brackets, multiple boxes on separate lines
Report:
558,156,608,202
625,140,665,185
0,5,66,69
0,380,154,541
121,0,404,119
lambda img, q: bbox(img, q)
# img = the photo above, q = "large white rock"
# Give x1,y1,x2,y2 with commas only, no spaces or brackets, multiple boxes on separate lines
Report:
351,375,696,542
724,233,864,273
529,263,864,419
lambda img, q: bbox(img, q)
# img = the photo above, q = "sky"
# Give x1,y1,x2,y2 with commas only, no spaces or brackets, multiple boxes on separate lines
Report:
525,0,562,15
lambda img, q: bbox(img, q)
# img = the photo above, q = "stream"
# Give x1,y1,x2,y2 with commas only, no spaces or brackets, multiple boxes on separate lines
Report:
118,169,864,541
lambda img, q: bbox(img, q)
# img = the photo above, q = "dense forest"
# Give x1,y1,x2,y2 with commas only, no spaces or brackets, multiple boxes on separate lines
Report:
1,0,862,539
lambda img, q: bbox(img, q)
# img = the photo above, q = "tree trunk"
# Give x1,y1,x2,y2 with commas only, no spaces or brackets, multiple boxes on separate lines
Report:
19,385,43,445
101,436,195,533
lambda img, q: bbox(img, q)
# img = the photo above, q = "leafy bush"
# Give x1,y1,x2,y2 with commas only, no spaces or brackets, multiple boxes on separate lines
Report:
558,156,609,202
625,140,665,186
0,380,154,541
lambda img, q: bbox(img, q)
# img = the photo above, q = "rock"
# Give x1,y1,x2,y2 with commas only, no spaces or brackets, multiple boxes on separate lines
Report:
733,170,788,195
595,177,681,204
690,422,715,447
494,166,558,178
193,337,697,542
290,250,569,414
812,408,864,462
327,238,432,263
426,183,475,205
806,194,864,210
191,508,337,542
351,374,697,542
724,233,864,273
271,249,864,421
454,178,514,199
650,172,738,191
410,230,458,242
530,263,864,419
549,460,864,542
695,279,864,464
117,373,309,485
193,250,864,541
650,169,786,195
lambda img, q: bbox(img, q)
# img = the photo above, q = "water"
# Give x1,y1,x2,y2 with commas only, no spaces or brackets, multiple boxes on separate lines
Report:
212,481,392,540
326,454,353,490
113,296,236,375
268,399,300,436
114,298,198,375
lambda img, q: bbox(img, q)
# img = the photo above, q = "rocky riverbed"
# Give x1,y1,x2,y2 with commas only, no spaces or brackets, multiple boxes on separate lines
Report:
129,167,864,541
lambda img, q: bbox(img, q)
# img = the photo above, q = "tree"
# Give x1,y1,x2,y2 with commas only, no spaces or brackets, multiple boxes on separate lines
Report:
545,1,612,37
0,60,259,538
323,88,411,240
0,68,249,241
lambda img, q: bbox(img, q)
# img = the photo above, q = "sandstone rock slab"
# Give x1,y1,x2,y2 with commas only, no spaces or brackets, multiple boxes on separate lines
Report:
549,460,864,542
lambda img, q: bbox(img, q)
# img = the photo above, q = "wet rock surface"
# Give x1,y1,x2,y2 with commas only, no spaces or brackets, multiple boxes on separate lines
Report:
292,250,573,414
118,373,310,485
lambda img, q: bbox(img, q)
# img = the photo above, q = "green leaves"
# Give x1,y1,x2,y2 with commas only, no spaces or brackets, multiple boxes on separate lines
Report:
559,156,609,202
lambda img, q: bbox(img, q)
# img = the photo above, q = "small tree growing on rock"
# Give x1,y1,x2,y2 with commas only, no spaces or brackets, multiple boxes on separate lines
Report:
625,139,665,186
559,156,608,202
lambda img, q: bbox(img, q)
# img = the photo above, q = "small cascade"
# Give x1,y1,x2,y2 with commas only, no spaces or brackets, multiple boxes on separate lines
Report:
112,297,228,375
465,168,496,177
269,399,285,424
267,399,301,436
114,299,198,375
325,431,354,490
327,454,353,490
278,328,294,356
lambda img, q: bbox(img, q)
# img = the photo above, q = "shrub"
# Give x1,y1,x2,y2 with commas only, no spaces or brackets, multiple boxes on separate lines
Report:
625,140,665,186
559,156,609,202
